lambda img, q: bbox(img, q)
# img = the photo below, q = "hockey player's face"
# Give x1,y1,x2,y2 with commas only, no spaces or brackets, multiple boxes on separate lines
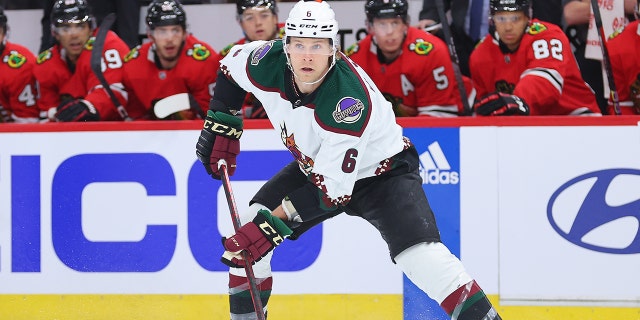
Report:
369,17,407,59
286,37,334,85
493,12,528,50
150,25,187,62
54,22,92,59
240,7,278,41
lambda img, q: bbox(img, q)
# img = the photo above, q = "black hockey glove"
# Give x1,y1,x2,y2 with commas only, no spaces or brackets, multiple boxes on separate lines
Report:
55,99,100,122
474,92,530,116
195,108,243,179
0,105,12,123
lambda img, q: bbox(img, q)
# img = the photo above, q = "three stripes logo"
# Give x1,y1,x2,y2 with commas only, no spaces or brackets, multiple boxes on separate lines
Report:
418,141,459,185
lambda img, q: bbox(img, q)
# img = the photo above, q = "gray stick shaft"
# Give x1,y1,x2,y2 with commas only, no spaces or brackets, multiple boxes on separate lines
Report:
434,0,472,115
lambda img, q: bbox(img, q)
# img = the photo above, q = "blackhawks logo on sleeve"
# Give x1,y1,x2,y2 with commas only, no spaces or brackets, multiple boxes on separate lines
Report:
124,46,140,63
37,49,52,64
187,43,211,61
3,50,27,68
409,39,434,56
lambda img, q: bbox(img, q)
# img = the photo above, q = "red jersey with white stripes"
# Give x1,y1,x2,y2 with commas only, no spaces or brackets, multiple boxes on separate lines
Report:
0,41,39,122
122,34,221,119
469,19,600,115
606,20,640,115
345,27,468,117
35,29,129,120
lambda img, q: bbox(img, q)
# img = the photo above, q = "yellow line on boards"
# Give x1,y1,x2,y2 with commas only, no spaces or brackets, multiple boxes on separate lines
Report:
0,294,638,319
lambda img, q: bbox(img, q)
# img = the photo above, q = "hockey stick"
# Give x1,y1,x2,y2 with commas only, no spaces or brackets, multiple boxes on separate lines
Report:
590,0,621,115
90,13,132,121
153,93,191,118
218,159,266,320
434,0,472,116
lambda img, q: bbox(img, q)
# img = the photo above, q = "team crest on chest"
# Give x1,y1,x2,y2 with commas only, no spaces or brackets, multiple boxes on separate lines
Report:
527,22,547,35
251,41,274,65
187,43,211,61
332,97,364,124
4,50,27,68
408,39,433,56
280,123,314,174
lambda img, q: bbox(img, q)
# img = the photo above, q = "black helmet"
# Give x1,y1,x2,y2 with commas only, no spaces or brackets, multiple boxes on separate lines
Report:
0,7,7,30
489,0,531,17
50,0,93,27
146,0,187,30
236,0,278,16
364,0,409,23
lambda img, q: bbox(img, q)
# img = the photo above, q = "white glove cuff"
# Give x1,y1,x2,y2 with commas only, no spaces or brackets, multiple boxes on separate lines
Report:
282,196,302,223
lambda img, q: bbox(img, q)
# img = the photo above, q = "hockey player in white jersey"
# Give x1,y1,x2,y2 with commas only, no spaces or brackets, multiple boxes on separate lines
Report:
195,1,502,319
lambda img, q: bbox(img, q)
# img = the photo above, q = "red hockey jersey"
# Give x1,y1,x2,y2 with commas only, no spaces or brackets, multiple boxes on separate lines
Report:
0,41,39,122
35,29,130,121
606,20,640,115
122,34,221,119
469,20,600,115
346,27,469,117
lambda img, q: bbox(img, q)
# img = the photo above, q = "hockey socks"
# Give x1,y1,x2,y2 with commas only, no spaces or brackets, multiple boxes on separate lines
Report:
229,274,272,319
440,280,501,320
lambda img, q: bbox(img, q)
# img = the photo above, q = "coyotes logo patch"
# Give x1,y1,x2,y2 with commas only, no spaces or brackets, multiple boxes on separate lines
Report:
251,41,274,66
332,97,364,124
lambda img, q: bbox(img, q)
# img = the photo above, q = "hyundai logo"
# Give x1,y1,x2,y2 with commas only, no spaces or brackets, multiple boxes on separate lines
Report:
547,169,640,254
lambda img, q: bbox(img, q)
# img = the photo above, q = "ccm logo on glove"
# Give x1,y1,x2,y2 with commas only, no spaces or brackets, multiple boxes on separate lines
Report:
221,209,293,268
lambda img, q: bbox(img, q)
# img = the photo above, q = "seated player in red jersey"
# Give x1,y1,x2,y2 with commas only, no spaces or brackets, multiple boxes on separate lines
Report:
219,0,284,119
0,6,39,123
345,0,474,117
35,0,130,122
469,0,600,116
606,2,640,115
121,0,221,120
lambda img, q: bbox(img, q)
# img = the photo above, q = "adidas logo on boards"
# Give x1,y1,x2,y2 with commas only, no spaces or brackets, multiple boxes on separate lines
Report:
419,142,460,185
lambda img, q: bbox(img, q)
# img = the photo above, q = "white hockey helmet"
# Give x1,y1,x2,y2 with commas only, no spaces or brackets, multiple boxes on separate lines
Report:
284,0,338,45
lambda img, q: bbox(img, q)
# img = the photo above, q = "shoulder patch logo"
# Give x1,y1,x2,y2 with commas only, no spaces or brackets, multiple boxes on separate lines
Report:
187,43,211,61
344,43,359,56
3,50,27,68
409,39,434,56
332,97,365,123
85,37,95,51
527,22,547,35
124,45,140,62
37,49,52,64
251,40,274,65
220,43,235,57
608,27,623,40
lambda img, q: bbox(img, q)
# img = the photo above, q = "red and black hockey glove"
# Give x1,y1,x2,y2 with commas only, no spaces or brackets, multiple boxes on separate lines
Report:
55,99,100,122
474,92,530,116
195,109,243,179
221,209,293,268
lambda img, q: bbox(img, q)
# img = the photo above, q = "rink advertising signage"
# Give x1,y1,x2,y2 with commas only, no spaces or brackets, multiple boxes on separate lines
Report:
2,120,639,309
0,128,402,295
